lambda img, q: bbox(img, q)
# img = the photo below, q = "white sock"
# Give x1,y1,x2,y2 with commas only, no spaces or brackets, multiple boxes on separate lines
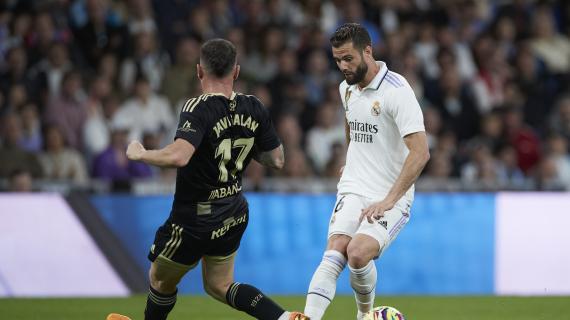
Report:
349,261,377,316
277,311,290,320
304,250,347,320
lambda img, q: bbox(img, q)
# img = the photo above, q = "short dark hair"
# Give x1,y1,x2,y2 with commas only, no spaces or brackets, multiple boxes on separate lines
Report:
200,39,237,78
330,23,372,51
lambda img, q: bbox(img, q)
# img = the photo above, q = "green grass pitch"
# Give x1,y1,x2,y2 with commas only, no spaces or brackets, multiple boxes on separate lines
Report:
1,295,569,319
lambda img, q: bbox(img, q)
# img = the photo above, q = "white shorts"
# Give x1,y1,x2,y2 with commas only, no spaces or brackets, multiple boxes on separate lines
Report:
328,193,411,256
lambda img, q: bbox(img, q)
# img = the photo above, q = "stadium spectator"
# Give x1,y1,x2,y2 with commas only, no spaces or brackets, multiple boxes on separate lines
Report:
469,111,506,154
545,133,570,189
0,46,33,98
461,143,499,186
242,26,284,82
503,106,541,174
27,11,69,66
323,142,346,178
305,101,344,174
425,153,453,180
5,83,28,113
514,45,558,128
549,96,570,140
92,122,152,181
18,102,42,152
30,42,73,102
113,75,174,143
303,49,334,106
495,145,526,189
276,114,303,152
283,147,313,178
72,0,128,67
0,113,43,178
530,6,570,74
534,155,566,191
83,94,120,157
97,53,120,89
39,125,89,185
44,70,88,150
125,0,157,36
471,33,510,113
161,36,200,108
423,107,443,151
425,59,480,141
7,168,34,192
119,30,168,92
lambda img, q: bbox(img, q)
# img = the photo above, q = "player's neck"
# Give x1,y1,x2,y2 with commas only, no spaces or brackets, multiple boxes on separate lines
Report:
201,79,234,99
357,61,380,90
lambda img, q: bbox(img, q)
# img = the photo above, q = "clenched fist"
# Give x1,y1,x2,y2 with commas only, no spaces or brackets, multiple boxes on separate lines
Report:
126,140,146,161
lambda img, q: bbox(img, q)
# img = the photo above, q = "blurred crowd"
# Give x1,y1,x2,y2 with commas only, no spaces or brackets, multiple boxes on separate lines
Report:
1,0,570,192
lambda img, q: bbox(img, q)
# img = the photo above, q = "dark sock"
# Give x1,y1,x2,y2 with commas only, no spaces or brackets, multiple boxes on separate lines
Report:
225,282,286,320
144,286,177,320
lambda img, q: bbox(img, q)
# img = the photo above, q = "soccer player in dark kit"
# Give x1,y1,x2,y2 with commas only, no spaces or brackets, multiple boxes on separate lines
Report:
107,39,309,320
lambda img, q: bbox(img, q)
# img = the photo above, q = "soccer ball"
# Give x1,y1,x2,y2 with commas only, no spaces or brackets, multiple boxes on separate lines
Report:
362,306,405,320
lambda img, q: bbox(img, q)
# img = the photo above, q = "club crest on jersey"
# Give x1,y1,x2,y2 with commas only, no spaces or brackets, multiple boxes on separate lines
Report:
371,101,381,116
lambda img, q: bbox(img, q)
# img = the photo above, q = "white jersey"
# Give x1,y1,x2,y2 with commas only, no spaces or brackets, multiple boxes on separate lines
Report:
338,61,425,204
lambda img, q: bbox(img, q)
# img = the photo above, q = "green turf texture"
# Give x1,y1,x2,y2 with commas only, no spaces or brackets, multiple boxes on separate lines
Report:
1,295,568,319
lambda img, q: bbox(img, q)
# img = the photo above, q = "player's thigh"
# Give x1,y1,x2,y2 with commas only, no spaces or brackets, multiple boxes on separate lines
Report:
149,255,197,293
148,220,203,291
201,252,237,302
201,212,248,301
328,193,365,240
356,201,410,258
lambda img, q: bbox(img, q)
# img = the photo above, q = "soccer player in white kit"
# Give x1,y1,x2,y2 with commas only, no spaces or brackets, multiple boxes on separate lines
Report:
304,23,430,320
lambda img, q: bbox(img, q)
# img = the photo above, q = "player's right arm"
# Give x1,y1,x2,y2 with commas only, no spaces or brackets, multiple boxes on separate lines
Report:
127,98,207,168
251,97,284,170
126,139,195,168
253,144,284,169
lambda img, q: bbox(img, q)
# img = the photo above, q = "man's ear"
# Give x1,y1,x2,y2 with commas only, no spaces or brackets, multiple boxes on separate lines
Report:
197,64,204,80
364,45,373,58
233,64,240,80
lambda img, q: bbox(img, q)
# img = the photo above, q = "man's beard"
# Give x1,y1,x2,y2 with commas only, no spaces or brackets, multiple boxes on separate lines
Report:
344,61,368,85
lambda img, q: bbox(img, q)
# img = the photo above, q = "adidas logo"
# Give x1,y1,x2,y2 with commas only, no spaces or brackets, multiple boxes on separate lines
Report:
378,220,388,229
178,120,196,132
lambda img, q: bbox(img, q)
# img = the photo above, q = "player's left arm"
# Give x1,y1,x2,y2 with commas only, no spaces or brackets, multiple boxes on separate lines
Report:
360,132,430,223
126,138,195,168
361,83,430,223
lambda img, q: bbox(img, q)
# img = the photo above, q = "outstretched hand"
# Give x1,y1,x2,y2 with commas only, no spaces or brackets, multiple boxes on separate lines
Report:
360,199,395,224
126,140,146,161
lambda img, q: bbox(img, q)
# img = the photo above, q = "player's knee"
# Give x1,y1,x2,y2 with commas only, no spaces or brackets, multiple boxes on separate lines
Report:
149,271,178,294
346,242,374,269
327,235,351,256
204,280,231,301
149,278,178,294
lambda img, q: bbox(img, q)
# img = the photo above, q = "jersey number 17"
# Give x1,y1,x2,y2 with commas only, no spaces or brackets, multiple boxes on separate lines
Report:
214,137,254,182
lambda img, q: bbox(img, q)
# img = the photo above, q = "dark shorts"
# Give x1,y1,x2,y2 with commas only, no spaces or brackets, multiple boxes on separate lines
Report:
148,201,249,268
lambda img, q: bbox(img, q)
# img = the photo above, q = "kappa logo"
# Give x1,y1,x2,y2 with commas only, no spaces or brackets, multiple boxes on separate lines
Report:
377,220,388,229
178,120,196,132
371,101,381,116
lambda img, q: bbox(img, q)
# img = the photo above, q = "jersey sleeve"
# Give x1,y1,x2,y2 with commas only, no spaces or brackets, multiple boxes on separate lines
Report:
339,81,349,112
253,98,281,152
174,100,208,147
388,85,425,138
